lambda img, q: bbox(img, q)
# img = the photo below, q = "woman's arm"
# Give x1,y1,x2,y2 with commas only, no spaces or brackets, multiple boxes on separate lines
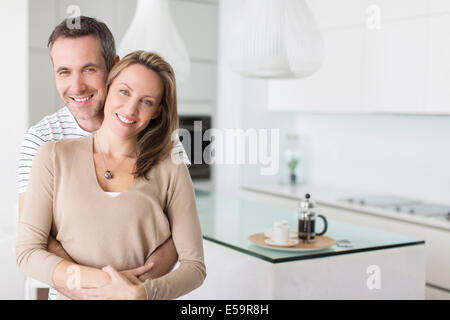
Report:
141,161,206,300
16,142,63,286
15,142,110,290
52,260,110,289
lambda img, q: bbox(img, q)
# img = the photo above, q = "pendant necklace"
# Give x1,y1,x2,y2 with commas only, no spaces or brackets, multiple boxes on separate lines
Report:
95,134,131,180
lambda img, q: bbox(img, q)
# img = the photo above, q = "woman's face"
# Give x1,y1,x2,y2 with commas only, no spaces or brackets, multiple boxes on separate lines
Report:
103,63,164,140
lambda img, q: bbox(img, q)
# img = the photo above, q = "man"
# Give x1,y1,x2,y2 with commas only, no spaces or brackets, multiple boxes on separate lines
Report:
18,16,187,299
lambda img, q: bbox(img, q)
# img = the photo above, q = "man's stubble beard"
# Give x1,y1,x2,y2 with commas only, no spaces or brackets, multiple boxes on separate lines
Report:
66,99,105,121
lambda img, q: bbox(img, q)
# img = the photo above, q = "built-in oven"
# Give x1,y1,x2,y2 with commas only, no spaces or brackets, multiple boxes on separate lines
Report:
178,115,211,180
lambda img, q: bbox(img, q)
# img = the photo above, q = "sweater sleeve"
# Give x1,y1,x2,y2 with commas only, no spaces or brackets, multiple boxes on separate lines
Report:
15,141,64,287
143,162,206,300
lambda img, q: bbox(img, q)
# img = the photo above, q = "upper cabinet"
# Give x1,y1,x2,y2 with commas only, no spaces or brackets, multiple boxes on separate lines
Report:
268,0,450,114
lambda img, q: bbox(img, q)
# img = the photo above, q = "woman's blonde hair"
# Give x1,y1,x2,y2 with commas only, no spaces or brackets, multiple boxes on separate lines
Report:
106,50,178,179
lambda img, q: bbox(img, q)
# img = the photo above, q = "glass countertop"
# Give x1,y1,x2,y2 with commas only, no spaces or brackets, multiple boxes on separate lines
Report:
195,190,425,263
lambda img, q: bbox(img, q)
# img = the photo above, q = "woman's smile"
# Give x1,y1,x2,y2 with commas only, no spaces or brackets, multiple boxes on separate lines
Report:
116,113,137,126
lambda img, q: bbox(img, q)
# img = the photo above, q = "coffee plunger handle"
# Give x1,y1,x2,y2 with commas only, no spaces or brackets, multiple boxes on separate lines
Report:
316,214,328,236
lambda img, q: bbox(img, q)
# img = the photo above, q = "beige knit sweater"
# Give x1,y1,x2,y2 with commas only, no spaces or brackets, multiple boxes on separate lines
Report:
16,135,206,299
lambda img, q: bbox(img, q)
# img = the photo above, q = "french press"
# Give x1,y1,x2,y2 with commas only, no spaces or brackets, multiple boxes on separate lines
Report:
298,193,328,242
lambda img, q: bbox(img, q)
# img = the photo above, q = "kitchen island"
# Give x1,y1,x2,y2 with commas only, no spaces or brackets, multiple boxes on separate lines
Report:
180,190,426,300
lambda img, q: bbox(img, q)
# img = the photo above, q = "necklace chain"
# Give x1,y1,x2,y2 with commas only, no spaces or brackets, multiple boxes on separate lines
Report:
95,134,131,180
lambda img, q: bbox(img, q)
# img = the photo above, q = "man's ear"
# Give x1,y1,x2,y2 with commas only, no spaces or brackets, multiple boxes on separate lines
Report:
112,54,120,66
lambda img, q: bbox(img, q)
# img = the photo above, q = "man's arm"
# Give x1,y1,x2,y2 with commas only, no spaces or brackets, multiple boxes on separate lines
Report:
140,237,178,281
19,193,74,262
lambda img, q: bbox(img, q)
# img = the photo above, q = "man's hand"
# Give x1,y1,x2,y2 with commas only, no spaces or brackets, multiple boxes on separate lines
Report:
78,265,148,300
121,263,155,284
56,263,153,300
139,237,178,282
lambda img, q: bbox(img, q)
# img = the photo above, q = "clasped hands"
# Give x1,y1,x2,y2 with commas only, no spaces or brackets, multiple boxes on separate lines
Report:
59,263,153,300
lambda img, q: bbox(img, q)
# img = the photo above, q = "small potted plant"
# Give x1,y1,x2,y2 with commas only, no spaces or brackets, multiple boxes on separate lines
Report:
288,158,299,185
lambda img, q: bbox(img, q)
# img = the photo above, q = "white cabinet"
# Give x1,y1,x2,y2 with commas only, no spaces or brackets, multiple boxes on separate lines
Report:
427,14,450,113
269,0,450,114
363,18,429,113
305,0,366,29
429,0,450,14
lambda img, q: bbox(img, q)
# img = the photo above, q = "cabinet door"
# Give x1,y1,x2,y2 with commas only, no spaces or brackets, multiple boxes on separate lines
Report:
426,14,450,113
363,18,429,113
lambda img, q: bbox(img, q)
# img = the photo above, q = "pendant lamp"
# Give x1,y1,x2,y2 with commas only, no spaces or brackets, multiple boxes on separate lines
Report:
118,0,191,83
227,0,325,79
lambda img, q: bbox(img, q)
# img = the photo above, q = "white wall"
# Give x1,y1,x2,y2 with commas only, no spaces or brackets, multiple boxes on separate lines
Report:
0,0,29,299
293,113,450,205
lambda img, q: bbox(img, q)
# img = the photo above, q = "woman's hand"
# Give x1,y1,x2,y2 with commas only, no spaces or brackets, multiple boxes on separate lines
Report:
78,265,150,300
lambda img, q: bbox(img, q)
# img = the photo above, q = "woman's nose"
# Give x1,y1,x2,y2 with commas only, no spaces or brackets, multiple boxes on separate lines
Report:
123,99,139,115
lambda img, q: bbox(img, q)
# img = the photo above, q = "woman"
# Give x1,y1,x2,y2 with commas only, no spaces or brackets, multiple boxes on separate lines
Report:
16,51,206,300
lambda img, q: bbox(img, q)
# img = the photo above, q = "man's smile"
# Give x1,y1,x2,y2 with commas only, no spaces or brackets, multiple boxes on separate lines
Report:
69,94,94,105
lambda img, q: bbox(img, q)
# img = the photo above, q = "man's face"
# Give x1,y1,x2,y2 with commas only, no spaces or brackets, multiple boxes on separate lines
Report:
50,35,108,122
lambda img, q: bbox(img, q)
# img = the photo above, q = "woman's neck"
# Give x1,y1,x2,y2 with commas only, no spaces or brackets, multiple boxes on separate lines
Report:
95,127,137,159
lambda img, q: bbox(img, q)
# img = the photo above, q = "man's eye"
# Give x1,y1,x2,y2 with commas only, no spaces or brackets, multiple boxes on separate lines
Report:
85,68,96,73
59,71,69,76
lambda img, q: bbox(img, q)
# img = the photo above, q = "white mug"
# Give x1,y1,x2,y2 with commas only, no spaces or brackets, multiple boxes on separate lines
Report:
272,221,290,245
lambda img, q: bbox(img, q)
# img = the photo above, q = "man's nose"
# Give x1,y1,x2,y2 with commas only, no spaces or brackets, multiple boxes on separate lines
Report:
71,73,88,94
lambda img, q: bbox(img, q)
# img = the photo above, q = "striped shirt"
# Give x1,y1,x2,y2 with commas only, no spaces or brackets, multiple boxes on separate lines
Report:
18,106,191,194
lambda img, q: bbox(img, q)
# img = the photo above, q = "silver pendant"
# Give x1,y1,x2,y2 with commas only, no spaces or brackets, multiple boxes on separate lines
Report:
104,170,113,179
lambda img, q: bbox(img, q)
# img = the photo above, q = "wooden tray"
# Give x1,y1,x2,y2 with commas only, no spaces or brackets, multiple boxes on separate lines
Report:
248,232,336,252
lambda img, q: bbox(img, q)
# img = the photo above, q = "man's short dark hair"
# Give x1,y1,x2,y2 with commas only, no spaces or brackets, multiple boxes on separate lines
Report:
48,16,116,72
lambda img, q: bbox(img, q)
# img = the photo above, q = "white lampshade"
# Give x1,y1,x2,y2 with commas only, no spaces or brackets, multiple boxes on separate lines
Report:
118,0,191,83
227,0,325,79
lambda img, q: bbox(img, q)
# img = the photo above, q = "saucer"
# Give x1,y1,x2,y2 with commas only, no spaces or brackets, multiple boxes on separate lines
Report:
264,230,298,239
264,238,299,247
248,233,337,252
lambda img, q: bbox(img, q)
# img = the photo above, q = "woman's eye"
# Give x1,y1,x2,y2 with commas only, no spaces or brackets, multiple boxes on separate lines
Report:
143,100,153,106
120,89,129,96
